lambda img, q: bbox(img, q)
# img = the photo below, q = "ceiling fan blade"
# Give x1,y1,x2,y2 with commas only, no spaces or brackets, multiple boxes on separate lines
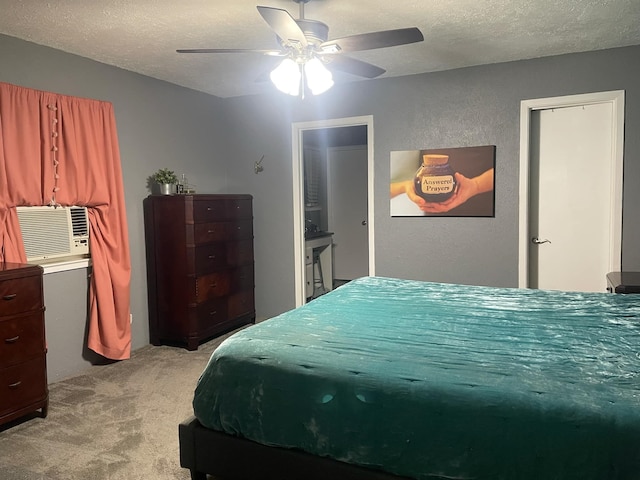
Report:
324,55,386,79
320,27,423,53
177,48,283,56
257,6,308,48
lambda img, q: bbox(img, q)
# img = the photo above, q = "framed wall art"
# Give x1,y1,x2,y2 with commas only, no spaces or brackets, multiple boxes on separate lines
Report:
390,145,496,217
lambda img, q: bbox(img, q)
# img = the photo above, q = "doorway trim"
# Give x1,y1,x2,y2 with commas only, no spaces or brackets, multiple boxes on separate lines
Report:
518,90,625,288
292,115,375,307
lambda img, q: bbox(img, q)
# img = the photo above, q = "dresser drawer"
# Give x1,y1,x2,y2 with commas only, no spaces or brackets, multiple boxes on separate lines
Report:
228,290,255,319
0,276,43,316
193,242,252,273
227,220,253,240
226,198,252,219
194,222,227,244
196,298,228,332
192,198,252,222
193,220,253,245
231,265,254,292
227,239,254,266
0,313,45,367
195,272,231,303
194,220,253,244
193,243,228,274
193,201,227,222
0,355,47,414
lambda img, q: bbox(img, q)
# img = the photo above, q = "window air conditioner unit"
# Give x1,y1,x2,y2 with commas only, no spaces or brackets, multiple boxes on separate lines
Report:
16,206,90,262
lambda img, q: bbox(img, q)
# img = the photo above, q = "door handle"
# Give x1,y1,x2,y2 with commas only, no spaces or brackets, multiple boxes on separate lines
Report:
361,220,367,226
531,237,551,245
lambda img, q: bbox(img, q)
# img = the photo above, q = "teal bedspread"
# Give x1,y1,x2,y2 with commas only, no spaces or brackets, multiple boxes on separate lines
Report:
193,276,640,479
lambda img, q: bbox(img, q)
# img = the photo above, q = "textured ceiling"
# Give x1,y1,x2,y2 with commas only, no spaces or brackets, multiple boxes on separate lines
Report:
1,0,639,98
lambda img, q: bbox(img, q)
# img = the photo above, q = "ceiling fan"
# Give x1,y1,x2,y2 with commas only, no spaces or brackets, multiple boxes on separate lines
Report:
177,0,424,96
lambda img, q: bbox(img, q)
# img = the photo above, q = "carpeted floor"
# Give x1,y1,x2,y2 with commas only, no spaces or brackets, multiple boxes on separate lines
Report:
0,329,240,480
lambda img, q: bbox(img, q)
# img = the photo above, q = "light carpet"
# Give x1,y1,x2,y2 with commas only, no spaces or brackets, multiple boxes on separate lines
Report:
0,330,239,480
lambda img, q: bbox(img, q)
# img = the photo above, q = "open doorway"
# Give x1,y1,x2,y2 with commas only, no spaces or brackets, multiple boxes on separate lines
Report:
292,116,375,307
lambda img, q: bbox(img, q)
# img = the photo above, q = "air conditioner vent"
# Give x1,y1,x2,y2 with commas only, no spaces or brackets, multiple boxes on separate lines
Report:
16,206,90,262
70,206,89,236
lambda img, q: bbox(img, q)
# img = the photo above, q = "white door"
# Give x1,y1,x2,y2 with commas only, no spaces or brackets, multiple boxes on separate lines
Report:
327,146,369,280
528,101,620,292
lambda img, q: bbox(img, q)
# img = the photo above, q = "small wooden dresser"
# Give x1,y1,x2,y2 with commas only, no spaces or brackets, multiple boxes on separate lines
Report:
0,263,48,426
144,194,255,350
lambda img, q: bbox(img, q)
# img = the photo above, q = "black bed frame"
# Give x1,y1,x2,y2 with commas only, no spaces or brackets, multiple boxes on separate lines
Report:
179,416,411,480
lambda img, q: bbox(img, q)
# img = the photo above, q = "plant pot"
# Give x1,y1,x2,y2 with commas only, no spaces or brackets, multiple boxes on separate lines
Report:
158,183,175,195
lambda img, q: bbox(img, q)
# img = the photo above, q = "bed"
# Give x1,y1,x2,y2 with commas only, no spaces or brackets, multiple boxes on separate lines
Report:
179,276,640,480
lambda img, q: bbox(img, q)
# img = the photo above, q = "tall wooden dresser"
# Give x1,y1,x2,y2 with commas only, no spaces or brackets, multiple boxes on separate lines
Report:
0,263,48,426
144,194,255,350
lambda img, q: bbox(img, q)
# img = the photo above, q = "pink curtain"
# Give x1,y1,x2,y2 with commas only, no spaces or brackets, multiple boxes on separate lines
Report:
0,82,131,360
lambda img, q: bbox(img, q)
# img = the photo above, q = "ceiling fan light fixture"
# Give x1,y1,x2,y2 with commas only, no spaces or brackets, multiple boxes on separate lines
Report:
270,57,301,96
304,57,334,95
178,2,424,97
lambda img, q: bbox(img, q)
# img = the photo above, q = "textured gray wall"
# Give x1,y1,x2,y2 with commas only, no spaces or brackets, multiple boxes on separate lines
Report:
224,45,640,318
0,34,231,381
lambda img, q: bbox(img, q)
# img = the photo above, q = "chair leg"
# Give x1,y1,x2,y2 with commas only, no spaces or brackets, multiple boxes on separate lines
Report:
312,251,326,297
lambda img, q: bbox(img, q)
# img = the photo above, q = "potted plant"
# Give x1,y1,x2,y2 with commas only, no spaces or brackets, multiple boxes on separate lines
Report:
152,168,178,195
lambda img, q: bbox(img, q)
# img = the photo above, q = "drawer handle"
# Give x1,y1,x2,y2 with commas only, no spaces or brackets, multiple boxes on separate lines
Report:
5,336,19,344
207,229,217,234
209,310,217,316
210,283,217,288
208,255,216,259
9,381,22,389
2,293,17,301
207,207,212,211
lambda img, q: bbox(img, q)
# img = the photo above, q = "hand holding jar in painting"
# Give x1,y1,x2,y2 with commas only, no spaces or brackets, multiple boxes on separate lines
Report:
390,179,427,205
390,168,494,213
